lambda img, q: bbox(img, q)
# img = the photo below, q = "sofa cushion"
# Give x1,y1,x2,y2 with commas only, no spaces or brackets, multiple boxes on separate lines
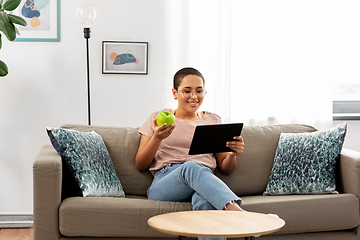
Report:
59,194,358,237
241,193,359,235
215,124,318,196
61,124,153,197
47,128,125,198
59,196,192,237
264,123,347,195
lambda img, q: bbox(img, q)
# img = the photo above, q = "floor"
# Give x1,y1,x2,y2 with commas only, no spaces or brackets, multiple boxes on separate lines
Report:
0,228,33,240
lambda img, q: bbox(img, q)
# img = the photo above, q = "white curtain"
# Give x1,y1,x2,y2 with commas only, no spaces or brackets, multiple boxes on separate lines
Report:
163,0,358,130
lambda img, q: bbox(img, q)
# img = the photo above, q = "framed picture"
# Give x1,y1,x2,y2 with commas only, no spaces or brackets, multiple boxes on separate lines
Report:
12,0,60,42
102,41,148,74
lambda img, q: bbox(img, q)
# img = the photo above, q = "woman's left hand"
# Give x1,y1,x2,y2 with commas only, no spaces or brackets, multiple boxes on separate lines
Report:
226,136,244,156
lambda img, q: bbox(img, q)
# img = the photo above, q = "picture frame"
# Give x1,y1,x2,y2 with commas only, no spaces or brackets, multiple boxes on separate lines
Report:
12,0,60,42
102,41,148,75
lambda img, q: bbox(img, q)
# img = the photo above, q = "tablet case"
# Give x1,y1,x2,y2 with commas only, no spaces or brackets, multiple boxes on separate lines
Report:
188,123,244,155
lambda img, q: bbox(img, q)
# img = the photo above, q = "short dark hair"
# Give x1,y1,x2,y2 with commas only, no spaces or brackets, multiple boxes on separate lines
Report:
173,67,205,90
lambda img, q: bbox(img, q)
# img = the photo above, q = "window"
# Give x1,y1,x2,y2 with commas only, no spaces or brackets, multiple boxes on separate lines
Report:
333,84,360,120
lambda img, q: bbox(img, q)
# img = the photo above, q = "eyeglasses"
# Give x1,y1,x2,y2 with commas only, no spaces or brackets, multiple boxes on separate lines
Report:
178,89,207,99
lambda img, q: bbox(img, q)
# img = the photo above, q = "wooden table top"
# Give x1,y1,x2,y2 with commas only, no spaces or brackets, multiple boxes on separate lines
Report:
148,210,285,238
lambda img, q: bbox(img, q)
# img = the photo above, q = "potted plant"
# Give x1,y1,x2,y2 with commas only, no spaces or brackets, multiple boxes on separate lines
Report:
0,0,26,77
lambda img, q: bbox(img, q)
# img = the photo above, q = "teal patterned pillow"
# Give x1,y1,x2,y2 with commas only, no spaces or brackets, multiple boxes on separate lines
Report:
264,123,347,195
47,128,125,198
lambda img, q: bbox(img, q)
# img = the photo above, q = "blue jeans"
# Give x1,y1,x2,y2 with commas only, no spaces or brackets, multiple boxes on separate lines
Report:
147,161,242,240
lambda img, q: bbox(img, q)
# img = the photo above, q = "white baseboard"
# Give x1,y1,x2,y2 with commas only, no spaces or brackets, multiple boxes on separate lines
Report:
0,213,33,228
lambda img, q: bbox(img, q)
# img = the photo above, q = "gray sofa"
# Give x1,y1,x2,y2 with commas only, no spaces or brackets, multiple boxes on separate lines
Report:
33,123,360,240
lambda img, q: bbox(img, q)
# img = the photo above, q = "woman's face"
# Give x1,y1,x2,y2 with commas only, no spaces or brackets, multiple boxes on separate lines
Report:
173,74,205,113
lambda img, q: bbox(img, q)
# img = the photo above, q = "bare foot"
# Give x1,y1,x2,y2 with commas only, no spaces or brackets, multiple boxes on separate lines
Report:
224,201,246,211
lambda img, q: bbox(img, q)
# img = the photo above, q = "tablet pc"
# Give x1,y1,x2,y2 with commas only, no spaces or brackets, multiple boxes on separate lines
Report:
188,123,244,155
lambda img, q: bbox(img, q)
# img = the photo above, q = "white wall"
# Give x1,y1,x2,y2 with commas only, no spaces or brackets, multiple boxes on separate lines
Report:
0,0,359,214
333,121,360,152
0,0,168,213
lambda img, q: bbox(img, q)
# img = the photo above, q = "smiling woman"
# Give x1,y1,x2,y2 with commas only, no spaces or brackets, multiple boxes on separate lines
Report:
135,67,246,240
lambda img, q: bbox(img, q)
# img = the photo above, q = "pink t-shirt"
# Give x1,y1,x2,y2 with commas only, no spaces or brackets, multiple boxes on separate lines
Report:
139,109,222,175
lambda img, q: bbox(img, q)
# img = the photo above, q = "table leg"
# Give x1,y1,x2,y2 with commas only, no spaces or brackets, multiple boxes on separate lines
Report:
244,237,255,240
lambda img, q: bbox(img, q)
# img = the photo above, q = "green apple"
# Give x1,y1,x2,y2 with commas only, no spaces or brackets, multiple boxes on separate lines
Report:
156,111,175,129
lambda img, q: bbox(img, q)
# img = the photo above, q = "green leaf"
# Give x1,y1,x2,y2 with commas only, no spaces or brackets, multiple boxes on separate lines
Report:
0,11,9,25
14,24,18,35
0,59,8,77
3,0,21,11
0,34,2,49
8,14,27,26
0,0,4,9
0,22,16,41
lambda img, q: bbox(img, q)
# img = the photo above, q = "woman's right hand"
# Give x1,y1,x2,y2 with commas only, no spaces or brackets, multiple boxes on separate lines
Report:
135,119,175,172
153,118,175,140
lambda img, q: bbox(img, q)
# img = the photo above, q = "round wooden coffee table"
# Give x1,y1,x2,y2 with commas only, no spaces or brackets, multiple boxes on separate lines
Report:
148,210,285,240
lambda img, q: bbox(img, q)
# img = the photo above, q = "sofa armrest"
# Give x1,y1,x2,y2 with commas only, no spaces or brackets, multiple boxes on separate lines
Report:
339,148,360,199
33,145,62,240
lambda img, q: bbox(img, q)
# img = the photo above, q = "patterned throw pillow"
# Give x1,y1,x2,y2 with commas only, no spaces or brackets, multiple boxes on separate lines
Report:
47,128,125,197
264,123,347,195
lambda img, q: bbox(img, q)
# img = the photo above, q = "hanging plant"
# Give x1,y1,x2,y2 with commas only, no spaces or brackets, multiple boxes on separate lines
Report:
0,0,27,77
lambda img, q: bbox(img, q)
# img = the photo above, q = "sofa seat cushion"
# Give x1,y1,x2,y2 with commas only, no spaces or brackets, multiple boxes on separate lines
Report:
59,196,192,237
241,193,359,235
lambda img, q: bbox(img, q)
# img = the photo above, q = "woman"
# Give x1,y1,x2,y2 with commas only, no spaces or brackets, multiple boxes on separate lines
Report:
135,67,245,240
